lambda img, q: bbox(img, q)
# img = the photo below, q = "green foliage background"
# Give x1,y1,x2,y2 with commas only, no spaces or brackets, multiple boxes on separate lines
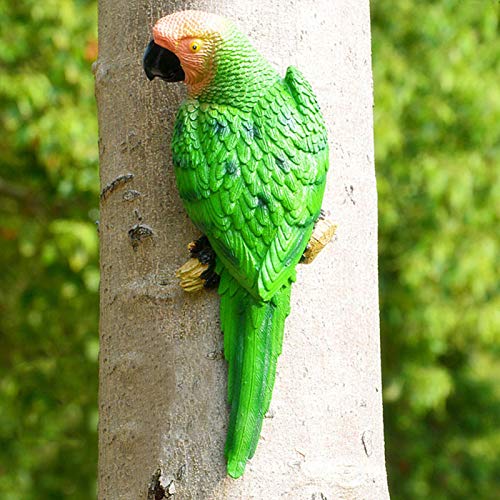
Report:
0,1,99,498
372,1,499,498
0,1,498,498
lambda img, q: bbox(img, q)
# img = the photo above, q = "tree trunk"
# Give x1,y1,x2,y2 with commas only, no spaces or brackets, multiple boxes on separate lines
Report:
96,0,389,498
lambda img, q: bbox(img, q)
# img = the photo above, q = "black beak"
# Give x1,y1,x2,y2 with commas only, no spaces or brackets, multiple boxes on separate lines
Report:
143,39,185,82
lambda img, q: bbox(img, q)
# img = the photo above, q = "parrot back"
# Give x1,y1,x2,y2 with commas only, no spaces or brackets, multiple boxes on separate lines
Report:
171,66,329,478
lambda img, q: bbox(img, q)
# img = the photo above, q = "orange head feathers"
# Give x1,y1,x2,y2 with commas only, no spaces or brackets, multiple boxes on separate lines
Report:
151,11,233,93
144,10,278,105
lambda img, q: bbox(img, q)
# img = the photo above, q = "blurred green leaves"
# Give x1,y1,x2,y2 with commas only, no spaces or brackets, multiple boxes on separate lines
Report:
0,1,98,498
372,1,499,498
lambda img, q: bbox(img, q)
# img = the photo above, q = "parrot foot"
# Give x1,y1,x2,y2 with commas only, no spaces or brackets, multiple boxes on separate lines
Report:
301,211,337,264
175,236,220,292
176,215,335,292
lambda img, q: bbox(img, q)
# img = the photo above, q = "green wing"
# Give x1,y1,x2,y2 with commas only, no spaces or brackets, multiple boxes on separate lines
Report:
172,66,329,300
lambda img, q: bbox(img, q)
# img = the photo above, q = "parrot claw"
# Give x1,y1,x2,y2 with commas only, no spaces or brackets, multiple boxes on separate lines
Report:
176,236,220,292
176,214,336,292
301,212,337,264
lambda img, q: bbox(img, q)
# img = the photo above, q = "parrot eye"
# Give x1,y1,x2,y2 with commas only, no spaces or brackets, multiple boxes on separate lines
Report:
189,39,203,53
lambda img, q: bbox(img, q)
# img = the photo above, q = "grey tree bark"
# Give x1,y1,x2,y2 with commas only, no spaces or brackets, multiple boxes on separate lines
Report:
95,0,389,498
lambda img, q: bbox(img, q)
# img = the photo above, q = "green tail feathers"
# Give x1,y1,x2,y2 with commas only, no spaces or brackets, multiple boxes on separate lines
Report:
219,270,291,478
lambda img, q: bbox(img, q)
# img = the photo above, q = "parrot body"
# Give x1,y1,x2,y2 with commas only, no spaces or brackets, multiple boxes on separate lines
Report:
144,11,329,478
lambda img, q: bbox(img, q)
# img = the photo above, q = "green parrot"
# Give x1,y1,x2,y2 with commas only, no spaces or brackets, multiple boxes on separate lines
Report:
143,10,329,478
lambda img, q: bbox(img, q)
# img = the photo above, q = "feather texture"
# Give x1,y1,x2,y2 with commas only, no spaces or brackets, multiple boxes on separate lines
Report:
172,63,329,477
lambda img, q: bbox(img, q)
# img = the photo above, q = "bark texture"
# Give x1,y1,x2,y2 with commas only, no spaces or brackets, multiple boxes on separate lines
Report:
96,0,389,498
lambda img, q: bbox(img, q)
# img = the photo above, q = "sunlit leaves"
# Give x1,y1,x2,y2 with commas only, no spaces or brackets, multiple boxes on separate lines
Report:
373,1,499,498
0,0,98,498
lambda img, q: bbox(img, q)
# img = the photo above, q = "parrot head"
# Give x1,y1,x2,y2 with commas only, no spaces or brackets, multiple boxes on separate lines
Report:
143,11,233,92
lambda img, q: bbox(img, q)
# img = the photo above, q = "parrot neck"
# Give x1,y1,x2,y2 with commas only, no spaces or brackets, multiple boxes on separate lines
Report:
188,29,279,110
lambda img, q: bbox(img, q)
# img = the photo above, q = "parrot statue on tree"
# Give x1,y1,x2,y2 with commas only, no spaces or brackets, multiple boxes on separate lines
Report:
143,10,329,479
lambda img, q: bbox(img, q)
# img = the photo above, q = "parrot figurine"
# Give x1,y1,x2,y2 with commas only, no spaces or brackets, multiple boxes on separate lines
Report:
143,10,329,479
